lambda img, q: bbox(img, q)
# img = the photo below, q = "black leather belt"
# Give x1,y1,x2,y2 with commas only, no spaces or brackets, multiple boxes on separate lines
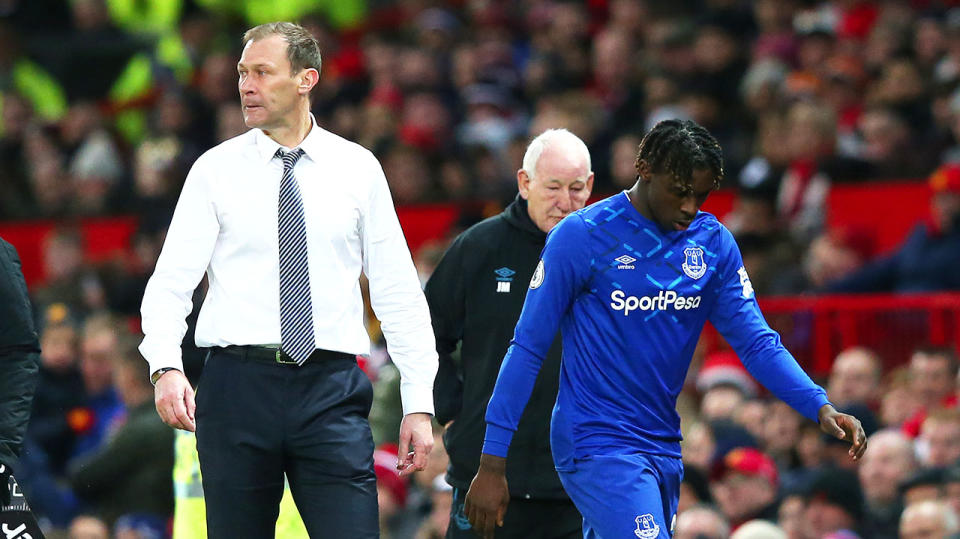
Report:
213,345,355,365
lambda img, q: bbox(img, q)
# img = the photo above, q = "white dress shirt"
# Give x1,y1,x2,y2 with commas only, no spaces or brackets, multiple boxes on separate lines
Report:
140,117,438,415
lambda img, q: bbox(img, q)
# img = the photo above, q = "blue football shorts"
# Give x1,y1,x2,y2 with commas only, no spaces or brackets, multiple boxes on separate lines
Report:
558,452,682,538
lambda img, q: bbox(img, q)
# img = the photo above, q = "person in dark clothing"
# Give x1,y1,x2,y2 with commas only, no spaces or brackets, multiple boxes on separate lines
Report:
826,162,960,293
0,237,44,536
425,128,594,538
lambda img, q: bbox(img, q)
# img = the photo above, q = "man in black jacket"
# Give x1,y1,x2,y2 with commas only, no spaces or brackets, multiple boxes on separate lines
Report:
426,129,594,538
0,237,43,536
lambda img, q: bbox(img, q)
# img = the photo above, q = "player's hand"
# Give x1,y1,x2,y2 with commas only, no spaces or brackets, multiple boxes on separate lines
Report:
154,369,196,432
818,403,867,460
465,454,509,539
397,412,434,477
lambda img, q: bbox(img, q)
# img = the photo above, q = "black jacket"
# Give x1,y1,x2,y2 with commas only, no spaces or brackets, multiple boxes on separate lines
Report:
425,197,566,499
0,238,41,469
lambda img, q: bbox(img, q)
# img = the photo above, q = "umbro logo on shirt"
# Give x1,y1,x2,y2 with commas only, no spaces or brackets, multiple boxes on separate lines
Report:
494,267,515,293
615,255,636,270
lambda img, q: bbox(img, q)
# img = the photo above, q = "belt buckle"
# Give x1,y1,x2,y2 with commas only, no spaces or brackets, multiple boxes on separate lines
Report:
275,349,297,364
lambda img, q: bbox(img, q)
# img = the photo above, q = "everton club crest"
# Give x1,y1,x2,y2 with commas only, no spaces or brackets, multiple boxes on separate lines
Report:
634,514,660,538
682,246,706,280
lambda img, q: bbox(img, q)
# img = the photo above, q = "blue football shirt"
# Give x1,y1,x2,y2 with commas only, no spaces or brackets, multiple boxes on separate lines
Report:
483,192,829,470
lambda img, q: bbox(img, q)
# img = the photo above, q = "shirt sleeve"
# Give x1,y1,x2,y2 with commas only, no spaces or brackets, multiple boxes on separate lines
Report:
361,153,438,416
423,233,467,425
708,226,830,422
482,215,590,457
139,155,220,376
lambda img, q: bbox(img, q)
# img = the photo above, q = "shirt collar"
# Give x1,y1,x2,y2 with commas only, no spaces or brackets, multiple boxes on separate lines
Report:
253,113,324,164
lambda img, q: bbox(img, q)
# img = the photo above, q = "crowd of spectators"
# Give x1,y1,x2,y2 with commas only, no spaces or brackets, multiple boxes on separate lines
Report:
3,0,960,537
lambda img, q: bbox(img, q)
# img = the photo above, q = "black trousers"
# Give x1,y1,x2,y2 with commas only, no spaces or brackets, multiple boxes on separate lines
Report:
195,347,378,538
447,486,582,539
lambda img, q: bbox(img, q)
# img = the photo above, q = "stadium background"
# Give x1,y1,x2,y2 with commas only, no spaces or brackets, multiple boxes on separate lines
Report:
2,0,960,537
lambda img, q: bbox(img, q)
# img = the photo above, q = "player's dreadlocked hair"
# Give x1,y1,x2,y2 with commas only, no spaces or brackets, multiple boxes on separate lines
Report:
635,119,725,190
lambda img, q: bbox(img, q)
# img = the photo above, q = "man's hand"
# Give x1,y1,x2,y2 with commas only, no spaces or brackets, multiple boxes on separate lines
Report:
397,412,433,477
154,369,195,432
819,403,867,460
465,454,509,539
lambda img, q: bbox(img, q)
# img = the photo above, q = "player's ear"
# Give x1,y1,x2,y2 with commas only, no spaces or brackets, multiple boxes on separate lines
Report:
636,159,652,183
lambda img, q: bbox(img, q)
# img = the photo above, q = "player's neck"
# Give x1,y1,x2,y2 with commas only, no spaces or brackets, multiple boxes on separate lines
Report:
626,183,655,223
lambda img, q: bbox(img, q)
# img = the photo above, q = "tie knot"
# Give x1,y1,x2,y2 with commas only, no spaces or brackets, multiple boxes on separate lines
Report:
276,148,304,168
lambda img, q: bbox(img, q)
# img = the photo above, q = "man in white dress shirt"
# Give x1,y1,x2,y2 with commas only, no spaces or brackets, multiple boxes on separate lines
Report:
139,22,438,538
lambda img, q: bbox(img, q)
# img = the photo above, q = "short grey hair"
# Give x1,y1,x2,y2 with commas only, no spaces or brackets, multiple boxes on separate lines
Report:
522,128,591,179
242,22,322,76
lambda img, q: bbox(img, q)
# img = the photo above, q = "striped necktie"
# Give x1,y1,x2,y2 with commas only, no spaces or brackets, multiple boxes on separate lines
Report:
276,148,314,365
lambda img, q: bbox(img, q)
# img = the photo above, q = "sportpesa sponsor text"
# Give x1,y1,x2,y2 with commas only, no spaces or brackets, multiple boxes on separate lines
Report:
609,290,701,315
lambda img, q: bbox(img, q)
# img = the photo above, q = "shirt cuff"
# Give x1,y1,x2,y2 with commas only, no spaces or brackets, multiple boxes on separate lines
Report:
400,381,435,416
807,395,833,423
482,424,515,458
138,336,185,381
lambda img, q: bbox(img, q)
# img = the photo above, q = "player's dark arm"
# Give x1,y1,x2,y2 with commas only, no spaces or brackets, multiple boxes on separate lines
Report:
424,236,467,425
0,239,41,477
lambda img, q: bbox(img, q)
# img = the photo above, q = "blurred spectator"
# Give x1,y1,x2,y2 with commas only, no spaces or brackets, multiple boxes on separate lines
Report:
777,100,836,241
902,346,960,438
68,514,110,539
682,421,716,474
826,163,960,293
724,188,798,296
899,468,945,507
770,225,874,294
879,367,923,429
71,313,126,461
61,101,125,215
855,106,930,180
679,464,714,515
760,401,806,490
918,408,960,469
734,398,768,445
25,304,84,475
701,385,747,422
802,467,864,537
858,429,917,539
777,491,806,539
675,504,730,539
899,500,960,539
31,228,107,317
730,519,787,539
68,332,174,525
711,447,780,529
826,346,882,409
